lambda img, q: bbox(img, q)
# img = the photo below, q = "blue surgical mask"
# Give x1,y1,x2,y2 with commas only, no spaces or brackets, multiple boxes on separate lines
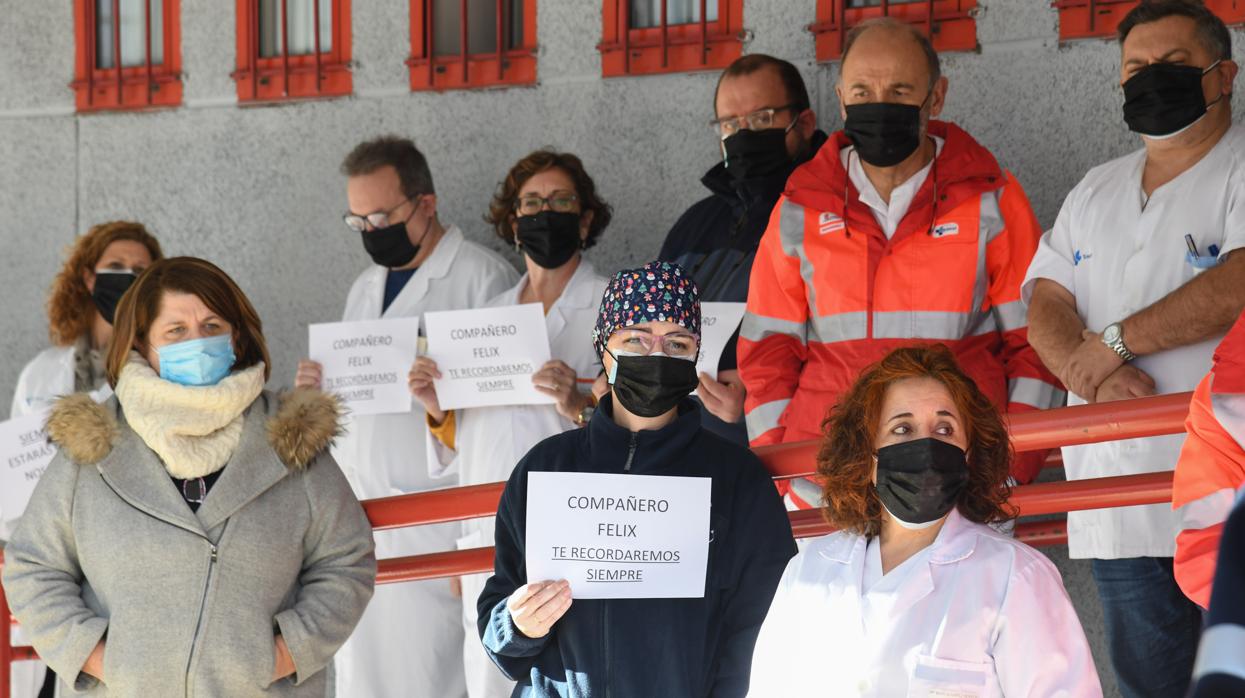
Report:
157,334,236,386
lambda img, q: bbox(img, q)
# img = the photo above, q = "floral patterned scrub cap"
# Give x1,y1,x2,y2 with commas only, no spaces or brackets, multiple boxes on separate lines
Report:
593,261,701,357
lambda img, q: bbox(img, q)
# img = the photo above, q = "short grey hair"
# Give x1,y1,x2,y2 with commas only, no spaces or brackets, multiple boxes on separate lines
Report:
841,17,942,89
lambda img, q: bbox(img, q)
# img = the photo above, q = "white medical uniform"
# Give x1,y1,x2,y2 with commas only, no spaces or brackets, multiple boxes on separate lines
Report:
8,344,112,698
1022,124,1245,559
332,226,517,698
748,510,1101,697
424,259,606,698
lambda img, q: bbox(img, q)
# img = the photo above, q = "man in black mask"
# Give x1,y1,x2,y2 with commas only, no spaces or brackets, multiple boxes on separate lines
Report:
1026,2,1245,696
658,54,826,445
740,19,1058,510
293,135,517,697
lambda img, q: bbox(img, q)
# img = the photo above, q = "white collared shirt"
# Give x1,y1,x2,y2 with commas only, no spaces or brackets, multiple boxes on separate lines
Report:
842,136,945,238
1022,124,1245,559
748,511,1101,697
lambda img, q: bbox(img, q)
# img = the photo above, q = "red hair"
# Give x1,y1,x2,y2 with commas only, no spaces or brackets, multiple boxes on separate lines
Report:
816,344,1016,537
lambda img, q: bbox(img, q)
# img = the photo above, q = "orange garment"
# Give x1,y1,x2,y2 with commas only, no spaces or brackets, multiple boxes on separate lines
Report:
739,121,1062,500
1173,310,1245,608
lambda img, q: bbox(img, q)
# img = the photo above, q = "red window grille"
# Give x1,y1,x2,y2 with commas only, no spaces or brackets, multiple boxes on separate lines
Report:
408,0,537,91
810,0,978,61
72,0,183,112
598,0,745,78
1054,0,1245,42
233,0,353,103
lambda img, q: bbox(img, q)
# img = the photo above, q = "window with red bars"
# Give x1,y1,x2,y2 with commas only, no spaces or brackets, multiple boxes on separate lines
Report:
810,0,977,61
1054,0,1245,41
72,0,183,112
408,1,537,91
598,0,744,78
233,0,352,103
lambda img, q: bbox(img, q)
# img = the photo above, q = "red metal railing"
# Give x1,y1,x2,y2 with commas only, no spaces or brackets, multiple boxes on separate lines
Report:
0,392,1192,696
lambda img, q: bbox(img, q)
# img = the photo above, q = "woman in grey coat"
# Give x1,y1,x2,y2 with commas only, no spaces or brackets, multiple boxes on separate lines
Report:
1,257,376,697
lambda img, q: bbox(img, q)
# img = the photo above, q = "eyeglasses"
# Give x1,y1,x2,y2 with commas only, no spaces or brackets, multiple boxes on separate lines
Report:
711,105,798,138
516,192,579,217
608,329,699,359
343,196,418,233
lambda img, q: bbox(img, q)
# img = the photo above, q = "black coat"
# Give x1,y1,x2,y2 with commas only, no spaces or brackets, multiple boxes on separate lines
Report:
478,396,796,698
658,132,829,444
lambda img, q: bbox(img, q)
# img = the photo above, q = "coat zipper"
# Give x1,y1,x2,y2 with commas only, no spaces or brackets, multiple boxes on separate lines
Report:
622,433,638,472
183,535,220,698
602,602,611,698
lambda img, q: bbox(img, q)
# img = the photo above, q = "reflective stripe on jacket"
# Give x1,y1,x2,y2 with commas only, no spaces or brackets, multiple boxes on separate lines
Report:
1174,311,1245,608
739,121,1062,485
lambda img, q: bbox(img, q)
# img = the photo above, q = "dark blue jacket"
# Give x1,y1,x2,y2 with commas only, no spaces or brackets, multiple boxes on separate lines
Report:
658,132,829,444
1192,486,1245,697
478,396,796,698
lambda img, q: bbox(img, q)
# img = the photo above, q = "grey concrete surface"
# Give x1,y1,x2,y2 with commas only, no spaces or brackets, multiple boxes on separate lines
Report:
5,1,1235,694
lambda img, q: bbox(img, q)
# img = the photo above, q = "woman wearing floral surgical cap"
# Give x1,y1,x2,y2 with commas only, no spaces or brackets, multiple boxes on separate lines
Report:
476,261,796,698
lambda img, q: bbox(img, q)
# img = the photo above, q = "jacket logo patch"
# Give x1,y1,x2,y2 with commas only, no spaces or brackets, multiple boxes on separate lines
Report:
931,222,959,238
1073,249,1093,266
818,212,845,235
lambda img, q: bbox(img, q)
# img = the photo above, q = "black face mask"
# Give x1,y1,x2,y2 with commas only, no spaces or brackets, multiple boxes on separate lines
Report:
90,270,137,325
1122,61,1221,138
516,211,583,269
608,354,699,418
844,102,924,167
721,127,794,181
875,437,970,527
361,219,421,268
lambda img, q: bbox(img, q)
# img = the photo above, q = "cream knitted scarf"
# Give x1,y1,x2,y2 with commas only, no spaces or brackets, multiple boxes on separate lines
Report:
114,353,266,479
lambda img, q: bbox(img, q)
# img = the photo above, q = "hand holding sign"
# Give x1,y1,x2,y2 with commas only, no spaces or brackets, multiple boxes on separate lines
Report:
408,356,446,423
507,580,573,639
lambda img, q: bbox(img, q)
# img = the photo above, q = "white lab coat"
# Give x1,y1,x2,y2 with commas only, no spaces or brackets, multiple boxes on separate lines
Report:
1022,123,1245,559
332,226,518,698
7,345,75,698
748,510,1102,697
424,259,606,698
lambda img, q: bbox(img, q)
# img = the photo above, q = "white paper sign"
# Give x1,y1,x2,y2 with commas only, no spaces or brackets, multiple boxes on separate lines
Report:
309,317,420,416
0,410,57,524
526,471,712,599
424,303,554,410
695,302,747,381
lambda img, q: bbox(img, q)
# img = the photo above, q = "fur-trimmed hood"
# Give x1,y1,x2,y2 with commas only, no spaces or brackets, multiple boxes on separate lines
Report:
46,388,343,470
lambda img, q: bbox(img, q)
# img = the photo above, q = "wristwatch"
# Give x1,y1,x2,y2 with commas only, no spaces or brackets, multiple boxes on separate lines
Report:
1101,322,1136,361
575,405,595,427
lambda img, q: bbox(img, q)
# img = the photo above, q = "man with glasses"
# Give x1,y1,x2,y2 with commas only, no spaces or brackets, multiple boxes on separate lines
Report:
739,19,1060,509
295,135,517,698
658,54,827,446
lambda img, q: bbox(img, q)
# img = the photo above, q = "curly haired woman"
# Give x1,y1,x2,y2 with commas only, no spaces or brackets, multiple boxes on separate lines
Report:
748,345,1101,697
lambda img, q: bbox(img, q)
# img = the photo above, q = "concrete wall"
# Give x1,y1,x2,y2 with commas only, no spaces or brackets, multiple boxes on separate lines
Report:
3,1,1234,694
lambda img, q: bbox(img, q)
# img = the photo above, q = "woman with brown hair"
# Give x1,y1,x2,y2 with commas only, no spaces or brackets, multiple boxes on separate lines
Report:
10,221,163,419
748,345,1100,697
2,257,376,697
405,149,611,698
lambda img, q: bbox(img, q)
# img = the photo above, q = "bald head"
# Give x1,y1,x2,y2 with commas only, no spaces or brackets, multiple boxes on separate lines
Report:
841,18,941,90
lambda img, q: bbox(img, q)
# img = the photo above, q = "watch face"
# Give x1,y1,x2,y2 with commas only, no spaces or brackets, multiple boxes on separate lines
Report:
1104,324,1121,344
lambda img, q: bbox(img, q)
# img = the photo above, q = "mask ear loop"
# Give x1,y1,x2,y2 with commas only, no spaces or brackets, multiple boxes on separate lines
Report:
1203,59,1227,112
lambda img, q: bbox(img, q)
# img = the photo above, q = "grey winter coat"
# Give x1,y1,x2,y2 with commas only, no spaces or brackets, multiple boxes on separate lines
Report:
0,389,377,697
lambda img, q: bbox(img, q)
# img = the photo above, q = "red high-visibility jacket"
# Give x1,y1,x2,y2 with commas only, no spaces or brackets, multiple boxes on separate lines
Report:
739,122,1062,499
1173,311,1245,608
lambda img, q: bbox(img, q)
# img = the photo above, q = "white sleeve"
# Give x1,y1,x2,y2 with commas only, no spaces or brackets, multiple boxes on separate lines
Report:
1021,186,1081,305
991,553,1103,697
